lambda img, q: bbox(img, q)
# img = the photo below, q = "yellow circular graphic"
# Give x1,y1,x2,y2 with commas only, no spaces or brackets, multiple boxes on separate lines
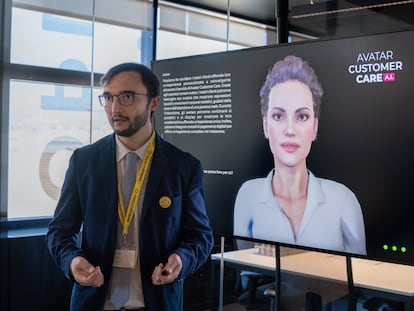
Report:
159,196,171,209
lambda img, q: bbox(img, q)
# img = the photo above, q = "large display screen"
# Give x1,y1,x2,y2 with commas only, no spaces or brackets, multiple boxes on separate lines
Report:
152,30,414,265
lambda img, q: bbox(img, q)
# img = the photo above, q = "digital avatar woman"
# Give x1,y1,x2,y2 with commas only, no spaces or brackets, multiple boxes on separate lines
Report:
233,55,366,255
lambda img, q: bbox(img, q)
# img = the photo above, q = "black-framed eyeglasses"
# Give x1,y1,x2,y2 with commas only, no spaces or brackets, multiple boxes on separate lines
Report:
98,91,149,107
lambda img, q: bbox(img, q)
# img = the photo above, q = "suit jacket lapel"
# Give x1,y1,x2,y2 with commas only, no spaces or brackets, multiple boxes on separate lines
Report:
99,134,118,223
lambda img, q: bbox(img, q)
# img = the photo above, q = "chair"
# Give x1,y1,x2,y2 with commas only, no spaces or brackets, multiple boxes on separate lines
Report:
234,239,275,310
264,288,322,311
263,286,277,310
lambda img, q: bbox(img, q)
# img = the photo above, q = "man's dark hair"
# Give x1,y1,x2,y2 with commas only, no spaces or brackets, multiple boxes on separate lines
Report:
100,63,160,99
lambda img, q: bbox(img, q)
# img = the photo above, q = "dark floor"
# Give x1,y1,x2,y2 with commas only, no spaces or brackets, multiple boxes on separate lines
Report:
210,296,405,311
206,280,406,311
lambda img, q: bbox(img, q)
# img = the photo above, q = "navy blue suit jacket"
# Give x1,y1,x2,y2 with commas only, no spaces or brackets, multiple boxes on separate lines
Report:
47,133,214,311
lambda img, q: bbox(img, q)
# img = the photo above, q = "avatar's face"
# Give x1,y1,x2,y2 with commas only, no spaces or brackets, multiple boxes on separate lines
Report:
263,80,318,169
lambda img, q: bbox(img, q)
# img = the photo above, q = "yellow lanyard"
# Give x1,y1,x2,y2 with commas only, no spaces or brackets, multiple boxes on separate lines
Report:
117,132,156,237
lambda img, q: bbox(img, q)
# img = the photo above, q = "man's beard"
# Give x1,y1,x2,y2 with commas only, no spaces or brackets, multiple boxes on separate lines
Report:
113,107,150,137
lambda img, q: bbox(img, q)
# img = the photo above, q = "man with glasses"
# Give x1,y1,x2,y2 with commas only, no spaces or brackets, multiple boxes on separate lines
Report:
47,63,214,311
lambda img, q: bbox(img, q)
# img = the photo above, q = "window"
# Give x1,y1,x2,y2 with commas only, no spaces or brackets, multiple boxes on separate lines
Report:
157,30,245,59
7,4,147,218
2,0,278,219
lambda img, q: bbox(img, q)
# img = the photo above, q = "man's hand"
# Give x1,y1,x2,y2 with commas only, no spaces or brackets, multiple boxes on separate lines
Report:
70,256,104,287
151,253,182,285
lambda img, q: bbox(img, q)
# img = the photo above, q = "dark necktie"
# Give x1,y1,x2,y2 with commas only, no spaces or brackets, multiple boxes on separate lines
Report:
110,152,138,309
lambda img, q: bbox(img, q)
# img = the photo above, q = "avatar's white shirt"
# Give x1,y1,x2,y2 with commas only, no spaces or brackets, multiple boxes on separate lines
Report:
233,170,366,255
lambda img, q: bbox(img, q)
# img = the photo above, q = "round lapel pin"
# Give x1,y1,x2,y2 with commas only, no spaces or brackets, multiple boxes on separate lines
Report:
159,196,171,208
